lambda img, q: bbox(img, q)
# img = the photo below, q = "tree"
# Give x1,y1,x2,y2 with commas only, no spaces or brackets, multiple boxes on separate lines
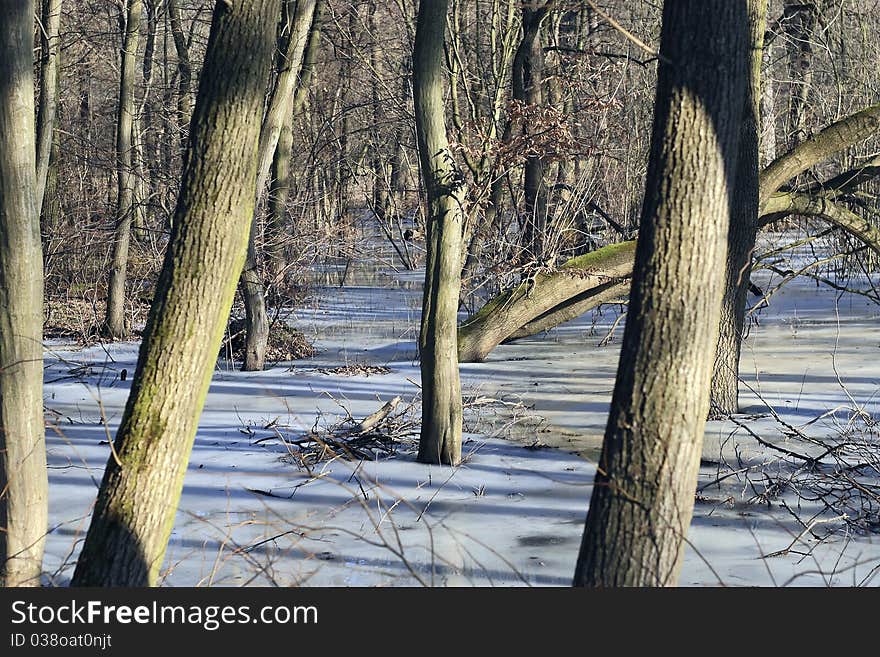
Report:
710,0,768,415
239,0,318,372
413,0,466,466
104,0,143,339
35,0,63,213
0,0,48,587
573,0,749,586
72,0,278,587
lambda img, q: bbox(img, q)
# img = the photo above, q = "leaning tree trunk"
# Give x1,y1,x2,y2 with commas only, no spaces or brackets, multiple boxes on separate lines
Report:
574,0,748,587
458,241,636,362
413,0,466,466
239,0,318,372
710,0,767,416
0,0,48,587
71,0,277,587
104,0,143,339
456,105,880,364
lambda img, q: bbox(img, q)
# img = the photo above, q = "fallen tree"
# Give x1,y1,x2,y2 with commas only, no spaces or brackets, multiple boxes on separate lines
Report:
457,104,880,363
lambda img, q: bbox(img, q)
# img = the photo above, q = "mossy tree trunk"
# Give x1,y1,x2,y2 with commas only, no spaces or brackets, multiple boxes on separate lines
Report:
0,0,48,587
413,0,466,466
72,0,277,587
458,241,636,362
710,0,767,416
104,0,142,339
573,0,748,587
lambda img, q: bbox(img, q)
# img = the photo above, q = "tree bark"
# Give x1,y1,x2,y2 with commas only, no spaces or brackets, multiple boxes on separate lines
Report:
573,0,748,587
413,0,466,466
710,0,767,416
72,0,277,587
104,0,143,339
0,0,48,587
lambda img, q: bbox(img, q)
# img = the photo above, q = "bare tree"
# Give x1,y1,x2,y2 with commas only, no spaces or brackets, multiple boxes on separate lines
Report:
573,0,749,587
0,0,48,587
413,0,466,466
72,0,279,587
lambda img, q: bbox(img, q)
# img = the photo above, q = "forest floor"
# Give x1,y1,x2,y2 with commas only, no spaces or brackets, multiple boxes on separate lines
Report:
40,233,880,586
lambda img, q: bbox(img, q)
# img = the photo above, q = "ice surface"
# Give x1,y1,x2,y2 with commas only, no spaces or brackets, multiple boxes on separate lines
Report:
41,236,880,586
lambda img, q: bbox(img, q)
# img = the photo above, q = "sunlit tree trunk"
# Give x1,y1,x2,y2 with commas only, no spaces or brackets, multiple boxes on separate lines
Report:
414,0,465,466
574,0,748,587
0,0,48,587
72,0,277,587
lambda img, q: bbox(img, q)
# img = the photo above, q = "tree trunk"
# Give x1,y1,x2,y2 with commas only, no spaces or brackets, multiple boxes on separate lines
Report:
35,0,62,213
574,0,748,587
239,0,318,372
513,3,551,259
458,241,636,362
413,0,465,466
710,0,767,416
104,0,143,339
166,0,192,153
0,0,48,587
71,0,277,587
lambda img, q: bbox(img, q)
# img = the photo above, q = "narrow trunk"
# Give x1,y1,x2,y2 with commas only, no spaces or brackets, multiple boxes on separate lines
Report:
0,0,48,587
166,0,192,152
574,0,748,587
414,0,465,466
513,4,550,259
35,0,62,212
72,0,277,587
104,0,143,339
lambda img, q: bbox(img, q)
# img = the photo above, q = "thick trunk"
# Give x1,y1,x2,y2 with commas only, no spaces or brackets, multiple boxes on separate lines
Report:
573,0,748,587
104,0,143,339
413,0,465,466
710,0,767,416
0,0,47,587
239,0,318,372
72,0,277,587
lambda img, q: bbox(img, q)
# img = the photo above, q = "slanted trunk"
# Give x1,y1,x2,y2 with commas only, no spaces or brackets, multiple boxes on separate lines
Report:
0,0,47,587
710,0,767,416
72,0,277,587
104,0,143,339
239,0,318,372
458,241,636,362
573,0,748,587
413,0,465,466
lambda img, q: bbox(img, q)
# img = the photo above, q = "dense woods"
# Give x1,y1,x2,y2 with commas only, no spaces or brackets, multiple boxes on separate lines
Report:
0,0,878,588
